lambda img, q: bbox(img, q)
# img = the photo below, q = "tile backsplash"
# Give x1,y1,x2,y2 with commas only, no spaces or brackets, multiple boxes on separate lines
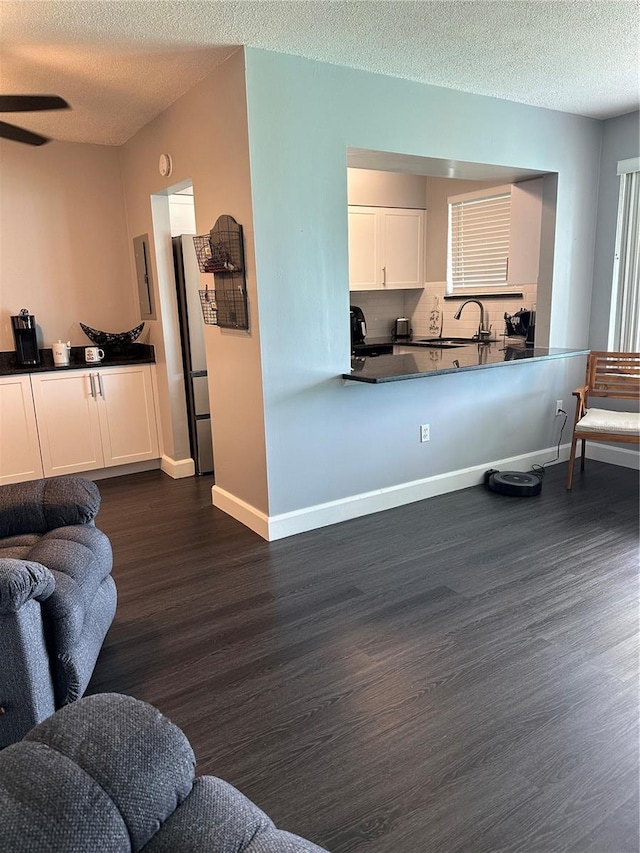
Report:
350,283,537,341
349,291,407,338
409,283,538,339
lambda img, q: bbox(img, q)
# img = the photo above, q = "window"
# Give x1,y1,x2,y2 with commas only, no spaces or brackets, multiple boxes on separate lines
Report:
447,186,511,292
609,159,640,352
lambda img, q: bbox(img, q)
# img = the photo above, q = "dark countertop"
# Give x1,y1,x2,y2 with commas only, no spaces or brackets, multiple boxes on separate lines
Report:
346,340,589,383
0,344,155,376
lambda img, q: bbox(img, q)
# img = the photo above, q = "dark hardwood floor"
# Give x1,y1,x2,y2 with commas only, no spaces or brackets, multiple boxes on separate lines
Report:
88,460,639,853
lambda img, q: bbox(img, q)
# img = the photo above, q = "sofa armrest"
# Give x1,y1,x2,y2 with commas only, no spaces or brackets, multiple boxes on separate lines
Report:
0,560,55,613
0,478,101,538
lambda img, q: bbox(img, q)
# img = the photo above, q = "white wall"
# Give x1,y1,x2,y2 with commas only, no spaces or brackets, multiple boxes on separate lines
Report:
243,49,600,522
118,49,269,511
0,140,135,350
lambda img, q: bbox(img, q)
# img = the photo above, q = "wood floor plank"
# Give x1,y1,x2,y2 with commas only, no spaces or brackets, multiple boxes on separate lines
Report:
88,460,639,852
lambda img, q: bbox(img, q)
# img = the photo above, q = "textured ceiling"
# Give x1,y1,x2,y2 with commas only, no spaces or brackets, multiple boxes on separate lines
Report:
0,0,638,146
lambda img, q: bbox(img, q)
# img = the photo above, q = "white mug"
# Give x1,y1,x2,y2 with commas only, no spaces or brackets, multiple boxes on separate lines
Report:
85,346,105,363
52,341,71,366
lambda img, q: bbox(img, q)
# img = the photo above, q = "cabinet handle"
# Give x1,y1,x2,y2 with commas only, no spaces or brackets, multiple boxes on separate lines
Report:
382,266,386,286
89,374,96,398
97,373,104,398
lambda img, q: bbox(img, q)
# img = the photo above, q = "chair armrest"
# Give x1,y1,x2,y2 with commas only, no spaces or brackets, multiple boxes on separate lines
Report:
0,560,55,613
571,385,589,422
0,478,101,538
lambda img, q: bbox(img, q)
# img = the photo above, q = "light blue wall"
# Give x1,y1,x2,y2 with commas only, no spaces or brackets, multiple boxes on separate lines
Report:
244,50,601,516
589,110,640,350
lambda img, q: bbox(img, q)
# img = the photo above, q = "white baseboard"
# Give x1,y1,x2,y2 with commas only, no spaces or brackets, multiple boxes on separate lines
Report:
212,444,572,542
88,459,160,480
212,485,270,539
586,443,640,470
160,455,195,479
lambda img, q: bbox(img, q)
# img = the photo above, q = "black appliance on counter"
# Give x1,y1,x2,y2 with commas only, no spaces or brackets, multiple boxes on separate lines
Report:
350,305,366,346
350,305,394,357
11,308,40,366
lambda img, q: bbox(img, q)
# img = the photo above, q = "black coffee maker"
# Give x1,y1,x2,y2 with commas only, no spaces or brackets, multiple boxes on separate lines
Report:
350,305,366,346
11,308,41,366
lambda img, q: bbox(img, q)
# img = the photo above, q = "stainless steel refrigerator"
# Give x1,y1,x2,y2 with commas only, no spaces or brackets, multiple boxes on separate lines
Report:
172,235,214,476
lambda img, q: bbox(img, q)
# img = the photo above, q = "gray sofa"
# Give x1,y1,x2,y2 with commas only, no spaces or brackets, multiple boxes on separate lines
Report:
0,692,328,852
0,477,116,748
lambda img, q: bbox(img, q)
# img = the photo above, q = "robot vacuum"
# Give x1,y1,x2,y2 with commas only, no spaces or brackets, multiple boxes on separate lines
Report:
484,469,542,497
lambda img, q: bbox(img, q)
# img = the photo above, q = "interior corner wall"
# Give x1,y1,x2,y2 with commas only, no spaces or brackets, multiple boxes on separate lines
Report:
118,48,268,513
589,110,640,350
0,140,135,350
244,48,602,519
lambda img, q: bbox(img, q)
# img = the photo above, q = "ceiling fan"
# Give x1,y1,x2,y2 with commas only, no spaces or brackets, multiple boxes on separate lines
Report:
0,95,70,146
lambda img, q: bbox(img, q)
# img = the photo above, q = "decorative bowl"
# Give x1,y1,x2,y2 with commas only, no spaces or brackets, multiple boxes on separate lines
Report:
80,322,145,346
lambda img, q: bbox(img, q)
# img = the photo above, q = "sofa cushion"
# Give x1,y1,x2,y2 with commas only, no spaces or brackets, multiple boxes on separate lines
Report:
0,477,101,539
30,525,113,645
143,776,326,853
0,740,129,853
25,693,196,852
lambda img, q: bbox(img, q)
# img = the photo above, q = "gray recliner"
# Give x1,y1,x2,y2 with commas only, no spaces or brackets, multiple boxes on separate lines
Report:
0,476,116,748
0,692,328,852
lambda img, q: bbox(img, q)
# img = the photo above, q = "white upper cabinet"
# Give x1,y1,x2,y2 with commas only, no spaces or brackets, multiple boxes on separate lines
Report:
348,206,425,291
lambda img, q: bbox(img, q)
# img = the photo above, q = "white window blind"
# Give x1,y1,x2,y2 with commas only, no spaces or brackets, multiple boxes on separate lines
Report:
447,190,511,290
609,166,640,352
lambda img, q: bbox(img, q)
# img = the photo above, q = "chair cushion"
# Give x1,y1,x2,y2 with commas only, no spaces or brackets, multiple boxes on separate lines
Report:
576,407,640,436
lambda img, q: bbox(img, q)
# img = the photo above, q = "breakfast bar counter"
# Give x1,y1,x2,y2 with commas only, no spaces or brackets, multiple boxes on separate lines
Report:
345,341,589,383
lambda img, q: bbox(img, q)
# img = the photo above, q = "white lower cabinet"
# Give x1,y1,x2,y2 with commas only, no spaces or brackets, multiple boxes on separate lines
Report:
0,375,44,485
30,365,159,478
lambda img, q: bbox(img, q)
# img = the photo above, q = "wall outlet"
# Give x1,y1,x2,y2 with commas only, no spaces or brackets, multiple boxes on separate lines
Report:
420,423,430,442
555,400,564,416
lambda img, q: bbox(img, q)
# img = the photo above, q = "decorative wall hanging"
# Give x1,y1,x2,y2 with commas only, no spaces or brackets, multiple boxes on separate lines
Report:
193,215,248,330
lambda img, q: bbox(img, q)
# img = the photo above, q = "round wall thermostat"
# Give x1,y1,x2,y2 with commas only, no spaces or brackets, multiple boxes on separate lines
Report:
159,153,172,177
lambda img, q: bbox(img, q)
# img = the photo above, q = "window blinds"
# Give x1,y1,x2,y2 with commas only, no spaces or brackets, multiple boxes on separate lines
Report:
448,192,511,289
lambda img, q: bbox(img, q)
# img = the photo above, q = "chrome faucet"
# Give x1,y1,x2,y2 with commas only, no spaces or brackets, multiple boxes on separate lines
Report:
453,299,491,340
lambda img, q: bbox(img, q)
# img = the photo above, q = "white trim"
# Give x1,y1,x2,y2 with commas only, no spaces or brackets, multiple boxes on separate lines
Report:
160,455,195,479
212,485,270,539
617,157,640,176
87,459,160,480
213,445,572,542
586,443,640,470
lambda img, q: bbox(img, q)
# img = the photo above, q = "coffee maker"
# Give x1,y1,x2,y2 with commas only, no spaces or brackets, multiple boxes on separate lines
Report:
11,308,41,366
350,305,366,346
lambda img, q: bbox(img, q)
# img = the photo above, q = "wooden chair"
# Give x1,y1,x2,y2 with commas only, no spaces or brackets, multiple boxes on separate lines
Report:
566,351,640,489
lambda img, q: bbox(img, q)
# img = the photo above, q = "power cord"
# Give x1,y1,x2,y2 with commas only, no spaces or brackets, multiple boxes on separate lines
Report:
530,409,568,480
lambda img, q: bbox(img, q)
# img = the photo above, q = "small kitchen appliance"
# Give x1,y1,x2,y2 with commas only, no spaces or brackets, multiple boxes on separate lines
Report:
11,309,40,366
350,305,366,346
393,317,411,340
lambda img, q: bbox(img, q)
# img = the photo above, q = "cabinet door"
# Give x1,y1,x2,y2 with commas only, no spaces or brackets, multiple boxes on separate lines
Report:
31,372,104,477
0,375,43,484
380,208,425,289
96,365,159,467
348,206,382,290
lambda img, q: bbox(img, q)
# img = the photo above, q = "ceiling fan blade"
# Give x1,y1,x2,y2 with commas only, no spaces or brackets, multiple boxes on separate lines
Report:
0,120,50,146
0,95,69,113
